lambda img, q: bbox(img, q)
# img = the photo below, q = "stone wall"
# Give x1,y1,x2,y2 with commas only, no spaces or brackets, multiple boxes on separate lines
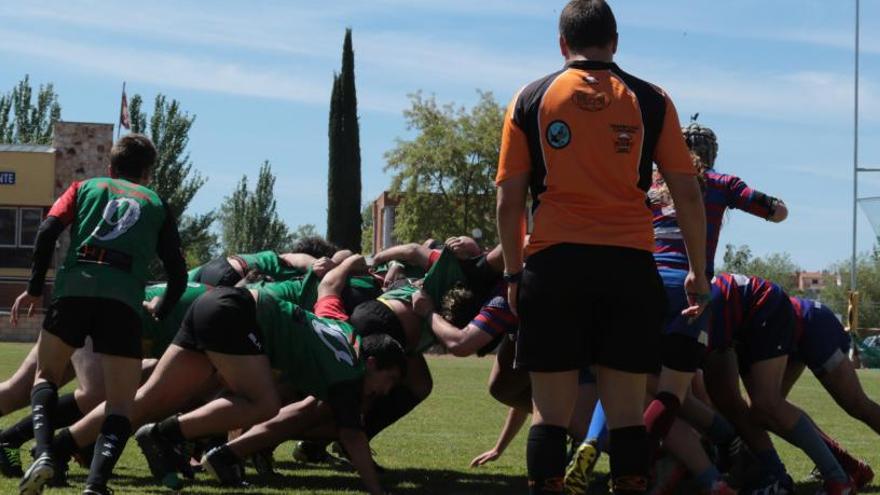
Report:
51,122,114,268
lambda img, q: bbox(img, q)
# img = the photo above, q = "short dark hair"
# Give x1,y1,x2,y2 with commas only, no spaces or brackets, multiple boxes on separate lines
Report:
110,134,157,180
440,283,482,329
361,333,407,377
559,0,617,52
291,236,338,259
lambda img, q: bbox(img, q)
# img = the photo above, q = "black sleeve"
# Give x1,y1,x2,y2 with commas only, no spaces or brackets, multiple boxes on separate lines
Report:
327,379,364,430
27,216,67,296
153,203,188,320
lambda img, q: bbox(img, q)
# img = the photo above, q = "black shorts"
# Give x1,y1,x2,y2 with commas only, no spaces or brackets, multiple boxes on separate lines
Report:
172,287,264,355
193,257,242,287
43,297,142,359
736,296,796,374
515,243,666,373
349,300,406,349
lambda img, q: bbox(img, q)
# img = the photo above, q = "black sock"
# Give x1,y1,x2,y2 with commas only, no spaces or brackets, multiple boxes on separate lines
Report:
364,386,422,440
86,414,132,488
0,393,84,448
156,415,186,444
609,426,649,495
211,444,242,464
526,424,567,494
30,381,58,458
51,428,80,466
54,393,86,428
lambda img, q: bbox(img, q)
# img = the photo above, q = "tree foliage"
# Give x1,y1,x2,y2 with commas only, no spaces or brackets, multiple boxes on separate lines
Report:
0,75,61,144
326,28,363,252
821,253,880,329
361,205,374,255
720,244,801,292
384,91,503,246
220,161,292,254
129,94,217,266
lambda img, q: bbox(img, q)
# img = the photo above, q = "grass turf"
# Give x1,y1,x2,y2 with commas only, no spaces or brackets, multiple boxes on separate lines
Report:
0,342,877,493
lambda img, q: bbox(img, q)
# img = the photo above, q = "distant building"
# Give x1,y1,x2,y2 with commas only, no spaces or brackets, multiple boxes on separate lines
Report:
0,122,113,340
797,271,827,295
370,191,399,255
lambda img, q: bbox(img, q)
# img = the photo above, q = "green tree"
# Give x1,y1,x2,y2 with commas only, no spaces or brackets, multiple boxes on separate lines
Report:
385,91,503,245
821,255,880,330
326,28,363,252
0,75,61,144
129,93,217,265
720,244,800,292
220,161,292,254
361,205,374,255
292,224,320,241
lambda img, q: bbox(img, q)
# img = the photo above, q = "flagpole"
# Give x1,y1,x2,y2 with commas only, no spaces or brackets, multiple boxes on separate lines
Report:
117,81,126,140
851,0,860,291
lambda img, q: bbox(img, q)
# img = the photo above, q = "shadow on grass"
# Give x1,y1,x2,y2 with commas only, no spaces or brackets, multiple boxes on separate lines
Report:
68,464,526,494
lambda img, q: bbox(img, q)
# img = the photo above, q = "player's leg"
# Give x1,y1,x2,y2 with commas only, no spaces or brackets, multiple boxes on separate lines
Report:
20,319,79,494
781,359,806,398
821,354,880,435
744,356,849,487
702,348,788,490
487,338,532,410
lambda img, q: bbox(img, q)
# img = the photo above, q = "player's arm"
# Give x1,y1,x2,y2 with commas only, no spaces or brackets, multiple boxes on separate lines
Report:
471,406,528,467
496,174,528,313
278,252,319,271
151,203,188,320
655,93,709,315
413,290,501,357
11,182,78,324
318,254,367,299
730,179,788,223
371,243,434,270
329,380,387,495
484,244,504,273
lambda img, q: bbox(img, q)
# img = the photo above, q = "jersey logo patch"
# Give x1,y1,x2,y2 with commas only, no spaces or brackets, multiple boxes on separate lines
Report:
546,120,571,149
572,90,610,112
91,198,142,241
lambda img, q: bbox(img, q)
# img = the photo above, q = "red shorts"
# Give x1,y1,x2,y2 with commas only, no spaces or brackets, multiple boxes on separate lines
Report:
314,295,348,321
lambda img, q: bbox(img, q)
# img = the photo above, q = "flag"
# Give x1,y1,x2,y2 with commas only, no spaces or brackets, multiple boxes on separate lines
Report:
119,84,131,131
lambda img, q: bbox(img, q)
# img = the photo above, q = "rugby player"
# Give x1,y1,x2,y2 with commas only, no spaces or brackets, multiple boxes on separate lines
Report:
9,134,188,495
495,2,709,493
704,273,855,494
48,254,404,495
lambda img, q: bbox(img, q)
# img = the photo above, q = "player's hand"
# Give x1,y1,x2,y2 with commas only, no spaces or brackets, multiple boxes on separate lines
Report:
470,448,501,467
383,262,405,289
142,296,161,321
412,289,435,319
349,254,368,274
507,282,518,316
446,236,480,260
313,257,336,278
682,270,710,317
10,291,40,326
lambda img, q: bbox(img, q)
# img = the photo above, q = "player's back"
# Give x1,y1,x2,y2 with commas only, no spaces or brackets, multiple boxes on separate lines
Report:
53,177,168,312
500,60,693,255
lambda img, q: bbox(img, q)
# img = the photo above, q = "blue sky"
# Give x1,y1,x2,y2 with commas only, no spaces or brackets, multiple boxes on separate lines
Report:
1,0,879,270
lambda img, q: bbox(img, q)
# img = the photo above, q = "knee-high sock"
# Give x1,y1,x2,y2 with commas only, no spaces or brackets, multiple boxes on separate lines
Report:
527,424,567,494
779,414,846,483
609,426,649,495
86,415,132,488
30,382,58,458
586,401,608,452
1,393,84,448
643,392,680,461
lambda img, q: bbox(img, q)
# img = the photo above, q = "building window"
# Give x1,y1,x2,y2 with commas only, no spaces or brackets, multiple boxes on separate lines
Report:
19,208,43,248
0,207,15,247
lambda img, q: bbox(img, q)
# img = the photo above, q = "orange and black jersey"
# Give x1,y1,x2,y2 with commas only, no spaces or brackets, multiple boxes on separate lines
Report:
496,60,696,255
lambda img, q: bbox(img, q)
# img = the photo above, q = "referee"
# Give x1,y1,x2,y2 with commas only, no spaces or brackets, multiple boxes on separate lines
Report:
495,1,709,493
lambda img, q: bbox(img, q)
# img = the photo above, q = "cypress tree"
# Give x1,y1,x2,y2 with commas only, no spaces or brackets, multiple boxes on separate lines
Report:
327,28,363,252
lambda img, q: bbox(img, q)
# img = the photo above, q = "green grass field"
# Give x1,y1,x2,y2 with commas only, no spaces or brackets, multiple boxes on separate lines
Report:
0,342,878,494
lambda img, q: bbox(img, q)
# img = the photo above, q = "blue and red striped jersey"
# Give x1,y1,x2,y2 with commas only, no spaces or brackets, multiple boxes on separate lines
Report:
652,171,773,275
709,273,785,350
